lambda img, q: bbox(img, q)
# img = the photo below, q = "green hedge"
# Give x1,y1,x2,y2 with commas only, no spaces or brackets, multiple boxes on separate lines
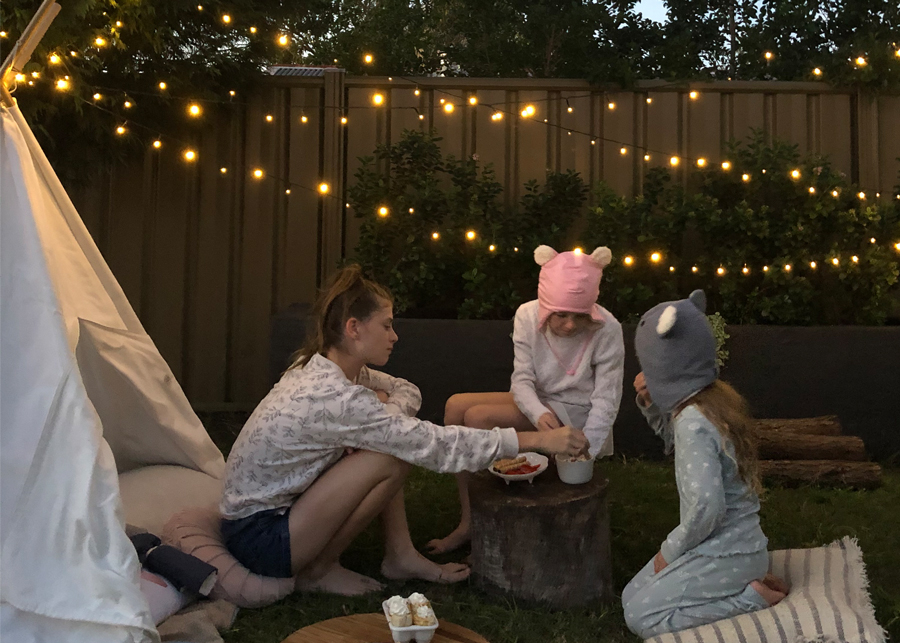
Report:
351,129,899,324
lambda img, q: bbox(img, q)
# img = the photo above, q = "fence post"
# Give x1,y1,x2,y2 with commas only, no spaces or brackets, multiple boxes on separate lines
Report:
855,90,880,194
320,68,346,284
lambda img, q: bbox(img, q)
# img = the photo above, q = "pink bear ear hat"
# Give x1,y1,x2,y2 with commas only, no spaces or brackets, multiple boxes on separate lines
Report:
535,245,612,329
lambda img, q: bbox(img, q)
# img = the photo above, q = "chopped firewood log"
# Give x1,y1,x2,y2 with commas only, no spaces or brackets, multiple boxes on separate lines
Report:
760,460,882,489
757,432,867,461
754,416,842,436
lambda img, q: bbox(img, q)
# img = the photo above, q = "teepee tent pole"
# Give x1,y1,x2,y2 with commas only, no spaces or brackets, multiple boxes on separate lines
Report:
0,0,61,106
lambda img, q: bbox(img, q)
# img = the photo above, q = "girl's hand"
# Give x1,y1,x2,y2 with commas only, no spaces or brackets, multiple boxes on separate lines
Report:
653,551,667,574
536,411,562,432
634,372,652,407
374,389,390,403
540,426,588,458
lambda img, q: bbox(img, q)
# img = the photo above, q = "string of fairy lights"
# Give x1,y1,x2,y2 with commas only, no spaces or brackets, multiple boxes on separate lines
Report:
4,18,900,273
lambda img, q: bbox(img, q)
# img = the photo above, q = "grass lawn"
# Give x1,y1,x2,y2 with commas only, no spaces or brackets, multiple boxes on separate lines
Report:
211,442,899,643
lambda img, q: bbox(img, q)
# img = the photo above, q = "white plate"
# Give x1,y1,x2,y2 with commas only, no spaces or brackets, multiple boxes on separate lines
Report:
488,452,549,485
382,600,439,643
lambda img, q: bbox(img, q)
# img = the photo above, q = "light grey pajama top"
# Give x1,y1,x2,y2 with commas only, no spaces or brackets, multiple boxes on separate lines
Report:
220,353,519,520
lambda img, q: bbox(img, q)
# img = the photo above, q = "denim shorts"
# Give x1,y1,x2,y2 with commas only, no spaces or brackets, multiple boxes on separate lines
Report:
221,507,293,578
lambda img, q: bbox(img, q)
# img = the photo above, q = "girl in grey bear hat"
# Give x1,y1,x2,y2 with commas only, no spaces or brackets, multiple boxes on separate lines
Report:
623,290,789,638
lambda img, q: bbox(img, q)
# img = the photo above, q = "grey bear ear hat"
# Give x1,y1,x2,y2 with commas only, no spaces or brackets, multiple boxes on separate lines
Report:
634,290,719,415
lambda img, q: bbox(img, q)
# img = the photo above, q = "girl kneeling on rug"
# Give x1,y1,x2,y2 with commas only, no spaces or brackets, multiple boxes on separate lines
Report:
623,290,788,637
219,265,588,597
427,244,625,554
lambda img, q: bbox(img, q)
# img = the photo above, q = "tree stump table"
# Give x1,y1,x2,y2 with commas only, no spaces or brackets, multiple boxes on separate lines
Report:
281,614,489,643
469,465,613,609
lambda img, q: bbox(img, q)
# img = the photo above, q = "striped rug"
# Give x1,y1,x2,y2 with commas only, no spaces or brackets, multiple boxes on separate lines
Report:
647,537,886,643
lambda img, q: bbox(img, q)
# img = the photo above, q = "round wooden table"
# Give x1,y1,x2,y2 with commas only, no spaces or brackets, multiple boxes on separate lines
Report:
281,613,490,643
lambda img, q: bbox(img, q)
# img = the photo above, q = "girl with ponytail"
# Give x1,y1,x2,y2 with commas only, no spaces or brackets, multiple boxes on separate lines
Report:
220,265,588,596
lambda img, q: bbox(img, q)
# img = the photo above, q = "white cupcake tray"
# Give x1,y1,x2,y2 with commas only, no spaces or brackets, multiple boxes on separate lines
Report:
381,600,439,643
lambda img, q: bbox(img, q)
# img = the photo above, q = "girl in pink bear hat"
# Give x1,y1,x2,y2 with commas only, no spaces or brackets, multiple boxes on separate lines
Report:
427,245,626,554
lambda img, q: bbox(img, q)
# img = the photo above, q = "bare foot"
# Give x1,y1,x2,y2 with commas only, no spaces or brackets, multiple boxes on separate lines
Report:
381,550,471,584
295,563,384,596
750,580,786,606
425,524,470,555
763,572,790,595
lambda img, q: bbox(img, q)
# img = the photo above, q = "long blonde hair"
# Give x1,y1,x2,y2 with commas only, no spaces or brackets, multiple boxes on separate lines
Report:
687,380,762,495
289,265,393,370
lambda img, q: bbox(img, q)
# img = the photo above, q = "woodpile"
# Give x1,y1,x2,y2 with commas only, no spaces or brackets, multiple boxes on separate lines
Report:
754,415,882,489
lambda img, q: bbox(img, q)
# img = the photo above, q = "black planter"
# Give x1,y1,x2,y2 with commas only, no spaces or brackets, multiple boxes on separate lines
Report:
271,305,900,461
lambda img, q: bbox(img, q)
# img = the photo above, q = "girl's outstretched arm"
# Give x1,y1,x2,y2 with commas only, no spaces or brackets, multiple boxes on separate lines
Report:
357,366,422,417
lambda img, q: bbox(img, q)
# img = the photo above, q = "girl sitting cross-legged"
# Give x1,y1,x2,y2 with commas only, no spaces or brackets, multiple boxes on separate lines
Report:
219,265,588,596
427,244,625,555
623,290,789,638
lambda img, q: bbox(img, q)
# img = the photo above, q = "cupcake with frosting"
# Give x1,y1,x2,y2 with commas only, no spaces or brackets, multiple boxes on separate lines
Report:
386,595,411,627
411,602,437,626
407,592,431,610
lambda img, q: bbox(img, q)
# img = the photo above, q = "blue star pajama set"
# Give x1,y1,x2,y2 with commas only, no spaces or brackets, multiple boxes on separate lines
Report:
624,290,770,638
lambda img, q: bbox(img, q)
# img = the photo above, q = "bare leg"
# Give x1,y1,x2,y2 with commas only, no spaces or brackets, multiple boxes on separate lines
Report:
426,393,533,554
288,450,410,595
762,572,790,595
750,580,787,606
380,489,470,583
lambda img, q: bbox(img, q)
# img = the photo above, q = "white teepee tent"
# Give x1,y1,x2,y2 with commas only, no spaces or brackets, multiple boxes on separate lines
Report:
1,10,227,641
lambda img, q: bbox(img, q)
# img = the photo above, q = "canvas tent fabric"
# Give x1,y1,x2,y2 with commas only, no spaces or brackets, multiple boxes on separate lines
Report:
1,100,224,642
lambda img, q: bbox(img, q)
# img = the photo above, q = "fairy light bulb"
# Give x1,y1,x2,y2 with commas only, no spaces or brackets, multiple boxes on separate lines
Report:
378,206,389,217
159,81,167,90
115,21,123,28
624,256,634,266
784,264,792,272
669,156,680,167
188,103,202,117
813,68,822,76
466,230,476,241
443,103,454,113
55,79,69,91
252,169,264,179
855,56,867,67
414,89,420,96
573,248,583,255
124,101,132,109
341,116,348,125
250,26,257,34
831,189,839,197
691,266,699,273
408,208,414,214
644,154,651,161
95,36,107,47
893,242,900,252
184,149,197,162
93,93,102,100
49,53,61,64
520,105,535,118
265,114,273,122
620,147,627,156
764,51,774,60
696,158,707,167
31,71,39,78
491,112,503,121
607,102,615,110
364,53,373,64
152,140,162,149
567,106,573,113
418,114,425,120
832,257,839,266
372,93,384,106
646,97,652,104
809,261,817,269
469,96,478,105
722,161,732,171
229,90,235,96
808,186,816,194
650,252,662,263
689,91,698,100
790,169,801,179
115,125,126,135
301,115,308,123
717,267,725,276
278,34,289,46
318,183,330,194
742,266,750,274
285,189,291,195
858,191,866,200
222,14,231,23
763,266,769,272
669,266,675,272
220,167,227,174
742,173,750,182
489,244,496,252
851,255,859,263
14,73,26,83
870,237,876,243
432,232,440,240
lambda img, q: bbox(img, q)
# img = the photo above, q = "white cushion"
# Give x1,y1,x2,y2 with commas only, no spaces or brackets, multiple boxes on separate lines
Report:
119,465,222,536
646,537,887,643
75,319,224,477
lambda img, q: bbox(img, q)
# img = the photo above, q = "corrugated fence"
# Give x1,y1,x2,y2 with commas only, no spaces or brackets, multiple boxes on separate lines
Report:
67,72,900,409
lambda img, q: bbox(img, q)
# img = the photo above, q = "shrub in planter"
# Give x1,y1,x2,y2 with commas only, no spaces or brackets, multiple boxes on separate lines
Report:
349,129,587,318
585,131,899,324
